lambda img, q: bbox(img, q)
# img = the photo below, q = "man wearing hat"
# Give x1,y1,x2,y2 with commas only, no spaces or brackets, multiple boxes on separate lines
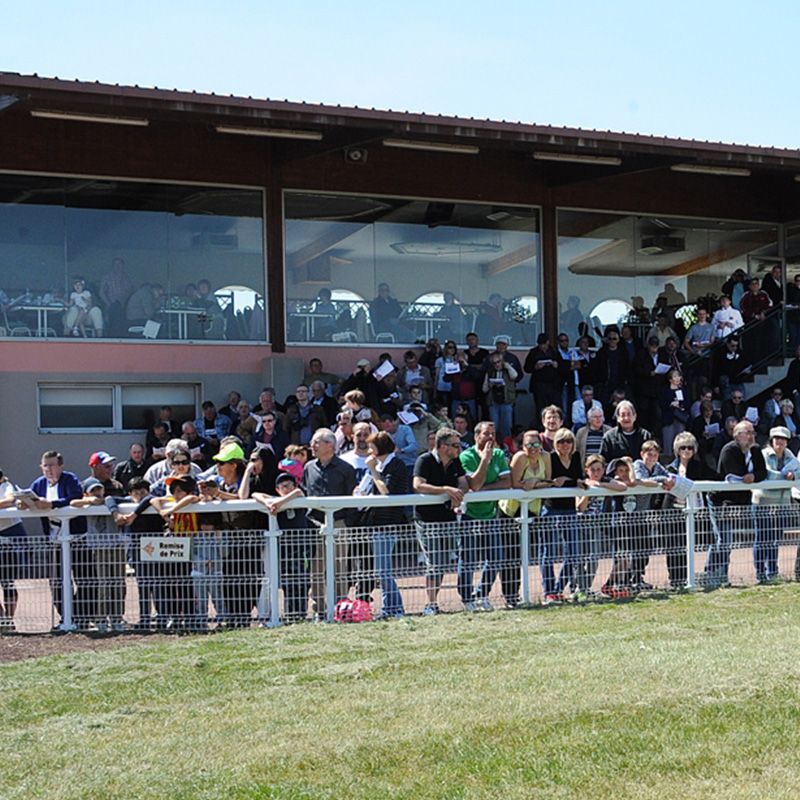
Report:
86,451,125,498
67,451,125,628
754,426,800,583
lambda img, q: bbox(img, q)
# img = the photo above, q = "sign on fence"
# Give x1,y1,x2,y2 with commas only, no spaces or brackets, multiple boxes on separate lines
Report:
140,536,192,562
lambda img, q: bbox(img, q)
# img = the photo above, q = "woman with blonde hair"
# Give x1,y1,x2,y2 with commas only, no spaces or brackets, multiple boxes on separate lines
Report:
500,430,552,606
663,431,702,589
542,427,586,602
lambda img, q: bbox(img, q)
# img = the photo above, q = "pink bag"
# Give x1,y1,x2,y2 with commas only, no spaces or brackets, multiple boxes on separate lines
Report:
333,597,373,623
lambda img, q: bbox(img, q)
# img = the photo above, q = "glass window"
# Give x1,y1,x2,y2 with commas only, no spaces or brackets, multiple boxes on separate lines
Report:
557,210,777,344
39,386,114,430
38,383,199,432
0,174,266,342
121,384,197,430
284,193,541,346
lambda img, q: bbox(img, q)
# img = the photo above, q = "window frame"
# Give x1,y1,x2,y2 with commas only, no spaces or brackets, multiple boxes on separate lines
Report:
37,381,201,434
282,188,543,347
0,168,269,345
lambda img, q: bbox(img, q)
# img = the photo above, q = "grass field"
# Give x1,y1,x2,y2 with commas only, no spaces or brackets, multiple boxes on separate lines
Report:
3,586,800,800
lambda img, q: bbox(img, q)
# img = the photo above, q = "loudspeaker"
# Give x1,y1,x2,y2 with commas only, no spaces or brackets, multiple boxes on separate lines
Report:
344,147,368,165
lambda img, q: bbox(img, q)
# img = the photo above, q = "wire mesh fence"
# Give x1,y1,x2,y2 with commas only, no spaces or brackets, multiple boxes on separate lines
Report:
2,490,800,633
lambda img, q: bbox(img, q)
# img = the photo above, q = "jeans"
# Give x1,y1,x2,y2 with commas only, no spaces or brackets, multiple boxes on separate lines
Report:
575,513,600,592
458,517,502,603
489,403,513,442
373,530,404,616
753,505,788,582
192,533,226,626
540,508,577,596
707,502,751,584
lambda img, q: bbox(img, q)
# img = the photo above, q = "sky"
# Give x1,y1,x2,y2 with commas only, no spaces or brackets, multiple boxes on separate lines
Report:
5,1,798,149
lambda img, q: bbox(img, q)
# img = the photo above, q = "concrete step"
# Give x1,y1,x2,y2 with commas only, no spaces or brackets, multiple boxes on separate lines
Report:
747,361,789,398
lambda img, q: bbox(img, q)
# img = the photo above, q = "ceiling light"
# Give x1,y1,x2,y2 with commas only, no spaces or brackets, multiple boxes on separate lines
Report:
670,164,751,177
390,241,500,256
215,125,322,140
533,152,621,166
382,138,479,155
30,109,149,127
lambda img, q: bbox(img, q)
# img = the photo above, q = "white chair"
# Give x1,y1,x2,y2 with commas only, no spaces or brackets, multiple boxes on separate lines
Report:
375,332,396,344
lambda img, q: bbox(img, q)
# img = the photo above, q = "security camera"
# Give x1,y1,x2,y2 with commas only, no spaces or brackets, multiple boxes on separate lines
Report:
344,147,368,165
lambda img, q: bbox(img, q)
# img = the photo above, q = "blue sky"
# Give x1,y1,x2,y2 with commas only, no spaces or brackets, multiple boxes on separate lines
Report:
6,1,797,148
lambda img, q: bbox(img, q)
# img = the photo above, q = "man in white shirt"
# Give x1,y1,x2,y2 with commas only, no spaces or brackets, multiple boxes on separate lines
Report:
340,422,372,482
712,294,744,340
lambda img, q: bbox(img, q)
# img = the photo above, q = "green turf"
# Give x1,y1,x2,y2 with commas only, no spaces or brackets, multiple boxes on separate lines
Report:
3,586,800,799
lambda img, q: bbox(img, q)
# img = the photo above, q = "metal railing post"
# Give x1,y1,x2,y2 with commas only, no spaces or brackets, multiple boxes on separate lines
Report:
268,518,281,628
519,504,531,605
324,510,336,622
685,497,697,590
59,518,76,632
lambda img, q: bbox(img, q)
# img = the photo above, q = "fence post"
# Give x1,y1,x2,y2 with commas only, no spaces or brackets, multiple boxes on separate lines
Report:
59,518,76,632
324,510,336,622
685,496,697,590
268,517,281,628
519,503,531,605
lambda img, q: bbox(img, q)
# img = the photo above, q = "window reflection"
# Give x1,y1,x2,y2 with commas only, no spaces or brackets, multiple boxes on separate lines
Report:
0,175,266,341
557,210,777,345
284,192,541,346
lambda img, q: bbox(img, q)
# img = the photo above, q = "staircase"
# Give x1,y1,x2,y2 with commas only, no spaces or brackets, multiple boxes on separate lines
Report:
746,360,790,399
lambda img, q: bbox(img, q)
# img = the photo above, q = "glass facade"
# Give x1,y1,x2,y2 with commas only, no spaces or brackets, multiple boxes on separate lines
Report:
556,210,778,343
284,192,541,346
0,174,266,341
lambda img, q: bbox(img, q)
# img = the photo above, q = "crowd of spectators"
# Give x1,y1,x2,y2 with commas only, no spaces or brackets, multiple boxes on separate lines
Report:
2,309,800,632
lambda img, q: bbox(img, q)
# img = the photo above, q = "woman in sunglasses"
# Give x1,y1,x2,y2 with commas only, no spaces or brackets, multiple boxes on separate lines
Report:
663,432,703,589
499,430,552,607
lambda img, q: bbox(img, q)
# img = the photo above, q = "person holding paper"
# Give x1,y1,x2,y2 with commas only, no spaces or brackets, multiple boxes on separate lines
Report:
482,352,518,441
180,421,210,469
753,426,800,584
433,340,465,411
396,351,434,404
690,400,723,473
634,336,669,431
660,369,689,454
684,307,716,397
524,333,561,415
705,421,766,588
663,432,704,588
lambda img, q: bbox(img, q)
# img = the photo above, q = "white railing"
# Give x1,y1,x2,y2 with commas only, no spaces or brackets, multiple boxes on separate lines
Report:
2,479,798,631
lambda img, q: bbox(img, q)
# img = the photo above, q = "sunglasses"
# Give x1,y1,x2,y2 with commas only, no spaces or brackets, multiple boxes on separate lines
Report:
678,445,695,451
524,442,542,449
171,458,190,465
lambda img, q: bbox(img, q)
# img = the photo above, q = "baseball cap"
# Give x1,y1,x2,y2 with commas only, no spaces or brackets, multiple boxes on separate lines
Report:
88,451,116,467
213,442,245,462
770,426,792,441
83,477,104,492
275,472,298,487
164,474,197,492
356,358,371,368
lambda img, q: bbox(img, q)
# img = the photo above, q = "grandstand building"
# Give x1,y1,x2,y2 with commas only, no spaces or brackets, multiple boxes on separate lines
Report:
1,72,799,472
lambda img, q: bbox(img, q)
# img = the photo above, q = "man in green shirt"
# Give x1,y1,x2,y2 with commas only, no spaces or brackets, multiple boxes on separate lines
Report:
458,421,511,610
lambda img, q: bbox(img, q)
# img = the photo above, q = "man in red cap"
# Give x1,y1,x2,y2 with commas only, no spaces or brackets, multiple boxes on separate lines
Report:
86,451,125,498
